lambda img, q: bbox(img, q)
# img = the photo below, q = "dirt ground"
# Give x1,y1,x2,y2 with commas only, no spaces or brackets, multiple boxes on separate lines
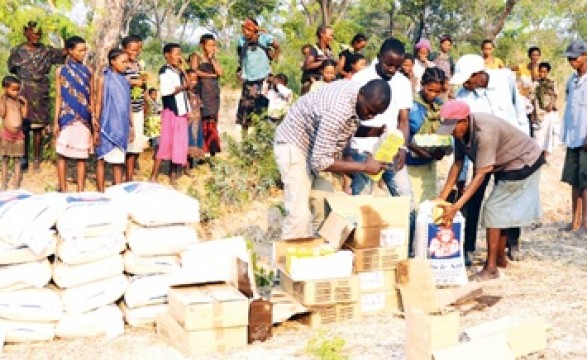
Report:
3,92,587,359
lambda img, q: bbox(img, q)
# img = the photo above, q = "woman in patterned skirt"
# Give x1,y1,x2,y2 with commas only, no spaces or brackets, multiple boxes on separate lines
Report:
53,36,93,192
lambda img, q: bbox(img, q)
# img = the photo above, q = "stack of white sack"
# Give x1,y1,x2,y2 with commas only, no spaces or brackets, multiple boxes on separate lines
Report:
0,191,62,343
52,192,128,339
106,182,200,327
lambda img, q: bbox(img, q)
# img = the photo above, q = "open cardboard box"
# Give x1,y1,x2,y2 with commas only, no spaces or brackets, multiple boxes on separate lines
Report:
319,194,410,250
398,259,462,360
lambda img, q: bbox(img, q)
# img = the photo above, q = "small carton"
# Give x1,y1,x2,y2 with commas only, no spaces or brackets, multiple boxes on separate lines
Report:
168,284,249,331
302,302,360,328
279,271,360,306
347,245,405,272
357,269,397,294
359,290,402,314
156,312,247,354
273,238,353,281
322,194,410,250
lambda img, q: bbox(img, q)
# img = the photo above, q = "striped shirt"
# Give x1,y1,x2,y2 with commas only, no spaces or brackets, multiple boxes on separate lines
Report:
275,80,362,172
123,60,145,113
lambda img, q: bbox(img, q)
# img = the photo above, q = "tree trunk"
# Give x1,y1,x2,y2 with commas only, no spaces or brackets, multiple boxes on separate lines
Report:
88,0,125,73
488,0,517,40
389,1,397,36
319,0,330,26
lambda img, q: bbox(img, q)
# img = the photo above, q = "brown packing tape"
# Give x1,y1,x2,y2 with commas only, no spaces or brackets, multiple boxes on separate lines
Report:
212,301,223,328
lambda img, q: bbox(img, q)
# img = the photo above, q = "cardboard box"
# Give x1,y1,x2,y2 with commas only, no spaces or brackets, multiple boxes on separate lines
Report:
157,312,247,354
464,316,547,358
358,270,397,294
322,194,410,249
173,237,255,293
280,271,360,306
273,238,353,281
302,302,360,328
168,284,249,331
348,245,405,272
248,299,272,343
273,238,324,266
405,307,460,360
360,290,402,314
433,334,515,360
269,288,308,324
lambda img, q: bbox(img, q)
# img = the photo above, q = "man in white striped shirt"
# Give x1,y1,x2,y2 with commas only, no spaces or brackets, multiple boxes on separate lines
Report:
274,79,391,239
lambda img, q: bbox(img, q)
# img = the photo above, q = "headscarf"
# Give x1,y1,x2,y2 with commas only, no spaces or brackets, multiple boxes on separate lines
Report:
242,19,258,32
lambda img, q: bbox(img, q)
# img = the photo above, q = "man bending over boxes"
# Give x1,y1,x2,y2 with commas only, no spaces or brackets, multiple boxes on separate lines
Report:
274,79,391,239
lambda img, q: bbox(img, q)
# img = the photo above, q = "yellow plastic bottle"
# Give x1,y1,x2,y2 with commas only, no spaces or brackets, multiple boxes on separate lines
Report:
367,129,404,181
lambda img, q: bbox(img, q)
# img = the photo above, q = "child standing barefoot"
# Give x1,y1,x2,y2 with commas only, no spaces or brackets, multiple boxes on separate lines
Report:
95,49,133,192
185,69,204,175
190,34,222,157
149,43,190,186
0,76,27,190
122,35,147,181
54,36,92,192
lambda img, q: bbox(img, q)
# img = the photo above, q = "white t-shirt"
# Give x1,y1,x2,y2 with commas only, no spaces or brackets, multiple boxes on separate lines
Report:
159,65,190,116
350,65,413,152
267,84,293,119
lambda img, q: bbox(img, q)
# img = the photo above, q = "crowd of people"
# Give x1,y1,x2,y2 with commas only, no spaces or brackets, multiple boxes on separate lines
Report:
1,18,587,280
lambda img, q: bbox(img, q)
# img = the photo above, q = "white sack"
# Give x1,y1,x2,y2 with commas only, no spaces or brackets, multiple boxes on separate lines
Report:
52,255,124,289
56,192,127,238
123,250,180,275
0,235,56,266
56,233,126,265
124,275,172,309
59,274,128,315
414,200,468,286
126,223,198,256
119,302,167,327
0,259,52,291
0,288,63,322
55,304,124,339
0,191,61,253
106,182,199,225
0,320,55,342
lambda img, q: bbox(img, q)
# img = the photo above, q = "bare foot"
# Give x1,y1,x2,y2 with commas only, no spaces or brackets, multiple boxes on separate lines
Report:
573,227,587,237
497,258,508,269
148,177,157,183
470,269,499,282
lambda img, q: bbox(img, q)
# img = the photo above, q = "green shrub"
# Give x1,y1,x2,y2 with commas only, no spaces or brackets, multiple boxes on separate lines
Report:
188,114,280,222
306,331,348,360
